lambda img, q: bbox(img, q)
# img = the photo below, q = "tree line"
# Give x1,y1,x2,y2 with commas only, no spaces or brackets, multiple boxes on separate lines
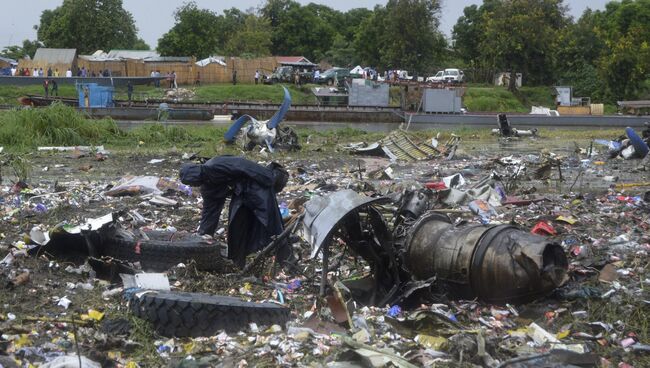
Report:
1,0,648,102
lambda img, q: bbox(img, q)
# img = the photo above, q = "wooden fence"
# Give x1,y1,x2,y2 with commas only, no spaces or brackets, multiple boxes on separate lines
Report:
17,56,285,85
77,59,127,77
16,60,76,76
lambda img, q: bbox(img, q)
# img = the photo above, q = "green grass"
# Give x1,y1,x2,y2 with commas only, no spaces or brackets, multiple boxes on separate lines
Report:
194,83,316,104
464,87,528,112
518,86,557,107
0,104,628,152
0,83,318,106
0,84,78,105
463,86,563,113
0,103,123,148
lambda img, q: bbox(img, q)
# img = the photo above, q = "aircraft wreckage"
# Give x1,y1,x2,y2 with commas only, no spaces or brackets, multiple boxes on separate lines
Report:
302,189,569,306
224,86,299,152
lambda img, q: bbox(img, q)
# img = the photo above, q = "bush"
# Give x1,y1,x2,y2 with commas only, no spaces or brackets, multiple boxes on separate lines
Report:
464,87,527,112
0,103,123,147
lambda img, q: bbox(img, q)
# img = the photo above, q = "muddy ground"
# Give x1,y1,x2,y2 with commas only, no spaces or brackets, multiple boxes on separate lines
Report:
0,132,649,367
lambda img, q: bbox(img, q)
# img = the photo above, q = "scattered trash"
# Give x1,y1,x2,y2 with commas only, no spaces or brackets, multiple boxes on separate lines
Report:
2,130,649,366
105,176,190,197
41,355,102,368
531,221,557,236
121,273,171,291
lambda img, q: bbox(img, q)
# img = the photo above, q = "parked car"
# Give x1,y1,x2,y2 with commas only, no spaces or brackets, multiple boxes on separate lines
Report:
316,67,350,85
442,68,464,84
264,66,314,85
395,70,414,81
426,71,444,82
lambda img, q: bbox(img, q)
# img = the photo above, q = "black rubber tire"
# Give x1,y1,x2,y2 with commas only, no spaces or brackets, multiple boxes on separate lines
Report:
131,291,290,337
100,229,225,272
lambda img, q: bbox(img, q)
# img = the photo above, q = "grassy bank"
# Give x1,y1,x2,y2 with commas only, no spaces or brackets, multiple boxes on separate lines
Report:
0,104,627,154
0,82,620,113
463,84,619,113
0,83,317,106
0,84,78,105
464,87,528,112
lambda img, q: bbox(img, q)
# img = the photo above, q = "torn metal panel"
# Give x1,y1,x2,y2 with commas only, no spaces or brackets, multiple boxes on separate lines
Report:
303,189,389,258
346,130,459,162
380,130,439,161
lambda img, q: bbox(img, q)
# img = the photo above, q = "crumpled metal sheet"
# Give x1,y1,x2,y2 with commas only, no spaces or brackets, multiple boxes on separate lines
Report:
379,130,439,161
441,184,503,207
302,189,389,258
246,118,277,150
347,130,454,162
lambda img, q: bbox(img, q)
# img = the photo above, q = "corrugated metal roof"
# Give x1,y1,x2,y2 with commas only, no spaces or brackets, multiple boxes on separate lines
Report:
277,56,313,64
0,56,17,65
145,56,192,63
78,54,123,62
33,48,77,64
107,50,160,60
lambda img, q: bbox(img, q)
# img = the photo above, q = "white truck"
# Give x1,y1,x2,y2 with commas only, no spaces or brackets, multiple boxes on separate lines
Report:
442,68,464,84
426,71,444,82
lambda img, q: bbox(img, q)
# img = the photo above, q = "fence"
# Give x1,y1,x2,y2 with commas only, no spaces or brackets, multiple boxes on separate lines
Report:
16,60,76,76
77,59,128,77
194,57,279,84
17,56,287,85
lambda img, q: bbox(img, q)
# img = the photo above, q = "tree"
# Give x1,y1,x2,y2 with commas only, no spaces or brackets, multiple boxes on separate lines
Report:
479,0,569,87
269,5,336,61
380,0,446,73
325,34,358,66
37,0,140,53
261,0,299,28
225,15,273,57
452,5,484,67
554,9,606,99
592,0,650,100
158,2,221,58
354,6,387,68
1,39,43,60
340,8,373,42
132,38,151,51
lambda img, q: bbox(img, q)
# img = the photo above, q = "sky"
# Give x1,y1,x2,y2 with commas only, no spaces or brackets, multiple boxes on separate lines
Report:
1,0,610,50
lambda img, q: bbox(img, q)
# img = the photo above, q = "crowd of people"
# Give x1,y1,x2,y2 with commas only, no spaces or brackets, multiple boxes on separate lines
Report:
150,70,177,89
10,66,116,78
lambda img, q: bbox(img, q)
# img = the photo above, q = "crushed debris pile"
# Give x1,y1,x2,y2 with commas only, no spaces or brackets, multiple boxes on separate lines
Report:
0,131,649,367
164,88,196,101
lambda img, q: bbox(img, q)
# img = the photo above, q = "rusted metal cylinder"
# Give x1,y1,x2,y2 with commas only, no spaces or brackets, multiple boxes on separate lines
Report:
404,213,568,304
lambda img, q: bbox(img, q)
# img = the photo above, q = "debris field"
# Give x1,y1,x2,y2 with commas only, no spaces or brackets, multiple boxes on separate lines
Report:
0,131,649,368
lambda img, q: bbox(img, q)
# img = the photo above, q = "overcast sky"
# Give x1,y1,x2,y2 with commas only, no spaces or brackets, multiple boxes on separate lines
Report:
1,0,610,50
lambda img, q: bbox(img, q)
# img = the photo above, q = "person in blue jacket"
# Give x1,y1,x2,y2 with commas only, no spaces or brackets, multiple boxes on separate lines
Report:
179,156,289,267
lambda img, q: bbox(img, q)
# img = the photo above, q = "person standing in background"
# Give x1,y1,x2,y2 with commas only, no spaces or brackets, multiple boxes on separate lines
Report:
127,81,133,104
51,79,58,96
